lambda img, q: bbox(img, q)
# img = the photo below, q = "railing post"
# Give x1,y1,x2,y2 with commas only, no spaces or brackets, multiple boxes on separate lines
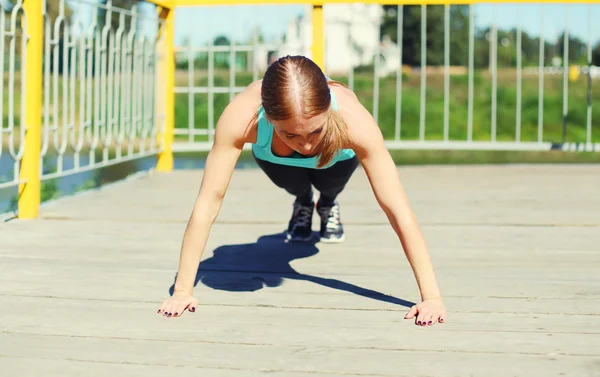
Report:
18,0,43,219
156,5,175,172
312,3,325,72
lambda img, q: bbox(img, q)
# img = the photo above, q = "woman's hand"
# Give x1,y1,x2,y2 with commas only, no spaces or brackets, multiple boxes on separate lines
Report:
404,298,447,326
157,291,199,318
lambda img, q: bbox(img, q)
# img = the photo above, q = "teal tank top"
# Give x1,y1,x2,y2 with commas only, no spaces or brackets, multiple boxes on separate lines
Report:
251,90,356,169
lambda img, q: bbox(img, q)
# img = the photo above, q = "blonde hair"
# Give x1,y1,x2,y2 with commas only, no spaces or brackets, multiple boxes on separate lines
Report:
255,55,350,168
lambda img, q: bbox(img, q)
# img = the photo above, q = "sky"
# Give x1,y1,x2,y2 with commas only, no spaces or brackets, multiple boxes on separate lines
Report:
3,1,595,50
172,3,600,47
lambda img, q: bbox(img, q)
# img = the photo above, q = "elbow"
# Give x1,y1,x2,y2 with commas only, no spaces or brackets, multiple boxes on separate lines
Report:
397,208,419,228
191,190,226,225
384,205,418,236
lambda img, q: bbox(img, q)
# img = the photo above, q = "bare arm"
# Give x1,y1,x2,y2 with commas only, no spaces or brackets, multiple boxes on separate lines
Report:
343,94,446,325
173,121,244,295
158,83,260,317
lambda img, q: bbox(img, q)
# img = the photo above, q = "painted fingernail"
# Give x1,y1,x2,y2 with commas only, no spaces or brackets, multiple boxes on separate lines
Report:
428,321,432,325
174,312,178,316
417,321,421,325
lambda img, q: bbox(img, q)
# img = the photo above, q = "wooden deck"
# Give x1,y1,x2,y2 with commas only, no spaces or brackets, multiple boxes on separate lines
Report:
1,164,599,376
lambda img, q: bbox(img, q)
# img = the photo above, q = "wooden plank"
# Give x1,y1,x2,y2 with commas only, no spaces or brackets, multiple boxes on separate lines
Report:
1,333,597,377
2,296,599,338
2,165,600,376
0,356,338,377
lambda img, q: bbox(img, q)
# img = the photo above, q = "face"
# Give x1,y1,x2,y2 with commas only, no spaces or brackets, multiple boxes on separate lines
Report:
271,112,327,155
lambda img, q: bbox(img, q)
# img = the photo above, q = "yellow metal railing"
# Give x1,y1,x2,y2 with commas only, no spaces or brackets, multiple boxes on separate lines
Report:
18,0,43,219
2,0,600,220
156,3,176,172
312,4,325,71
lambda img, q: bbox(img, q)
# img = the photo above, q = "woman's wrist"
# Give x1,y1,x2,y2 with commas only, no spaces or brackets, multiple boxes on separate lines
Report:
173,286,193,295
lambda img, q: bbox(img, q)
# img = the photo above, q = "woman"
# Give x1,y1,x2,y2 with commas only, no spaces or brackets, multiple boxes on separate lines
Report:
158,55,447,326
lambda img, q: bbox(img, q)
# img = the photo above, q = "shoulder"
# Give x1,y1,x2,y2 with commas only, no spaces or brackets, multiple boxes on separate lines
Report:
329,84,385,157
214,80,262,148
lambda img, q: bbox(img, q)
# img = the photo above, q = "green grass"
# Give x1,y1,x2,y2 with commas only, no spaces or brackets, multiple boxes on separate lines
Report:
173,69,600,145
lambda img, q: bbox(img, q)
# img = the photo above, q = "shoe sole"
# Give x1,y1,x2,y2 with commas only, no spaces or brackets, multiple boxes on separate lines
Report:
286,233,314,243
319,234,345,243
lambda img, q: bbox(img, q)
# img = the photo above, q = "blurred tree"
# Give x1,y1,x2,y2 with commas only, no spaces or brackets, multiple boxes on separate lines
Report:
380,5,470,67
379,4,572,70
593,42,600,66
1,0,72,61
555,32,588,66
214,35,230,46
98,0,134,32
448,5,470,67
213,34,231,68
46,0,74,21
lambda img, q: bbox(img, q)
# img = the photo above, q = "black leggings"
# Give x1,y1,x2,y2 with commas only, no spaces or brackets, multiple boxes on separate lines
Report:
253,152,360,205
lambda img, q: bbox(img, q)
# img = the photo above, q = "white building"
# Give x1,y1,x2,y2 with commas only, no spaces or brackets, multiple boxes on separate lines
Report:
270,3,398,76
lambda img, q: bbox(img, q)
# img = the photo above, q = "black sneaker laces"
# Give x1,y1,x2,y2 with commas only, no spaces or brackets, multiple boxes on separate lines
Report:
293,204,313,228
320,204,341,230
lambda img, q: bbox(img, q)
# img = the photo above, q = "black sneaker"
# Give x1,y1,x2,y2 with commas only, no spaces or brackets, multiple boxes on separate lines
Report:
286,199,314,242
317,200,345,243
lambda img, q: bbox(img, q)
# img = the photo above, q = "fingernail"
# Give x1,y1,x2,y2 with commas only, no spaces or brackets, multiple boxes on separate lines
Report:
157,310,161,313
174,312,178,316
417,321,421,325
428,321,432,325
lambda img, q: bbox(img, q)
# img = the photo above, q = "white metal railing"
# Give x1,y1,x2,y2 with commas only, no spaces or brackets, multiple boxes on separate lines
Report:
39,0,163,180
172,2,599,153
0,0,26,190
0,0,165,192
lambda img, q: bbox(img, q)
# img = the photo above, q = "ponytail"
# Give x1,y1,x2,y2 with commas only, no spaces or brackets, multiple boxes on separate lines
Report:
316,105,350,168
246,106,260,132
